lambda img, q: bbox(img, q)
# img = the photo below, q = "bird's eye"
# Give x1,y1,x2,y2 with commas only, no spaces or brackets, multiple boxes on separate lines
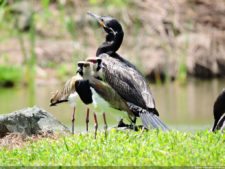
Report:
97,59,102,65
84,64,90,67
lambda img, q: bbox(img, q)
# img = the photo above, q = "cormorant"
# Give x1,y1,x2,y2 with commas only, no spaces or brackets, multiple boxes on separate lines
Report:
88,12,168,130
50,62,93,134
87,57,168,131
212,89,225,132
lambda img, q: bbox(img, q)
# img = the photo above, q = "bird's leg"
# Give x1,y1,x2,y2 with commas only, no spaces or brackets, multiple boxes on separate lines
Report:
128,116,137,131
72,107,76,134
86,108,90,133
132,117,137,131
94,112,98,139
103,112,108,139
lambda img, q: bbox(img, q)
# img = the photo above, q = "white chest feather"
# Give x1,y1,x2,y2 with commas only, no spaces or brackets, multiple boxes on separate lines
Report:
68,92,79,107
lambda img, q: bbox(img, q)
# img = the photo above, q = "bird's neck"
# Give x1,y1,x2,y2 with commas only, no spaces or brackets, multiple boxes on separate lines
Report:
96,31,124,56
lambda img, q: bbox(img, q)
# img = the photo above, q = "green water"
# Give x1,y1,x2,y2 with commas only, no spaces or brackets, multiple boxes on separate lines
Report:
0,78,224,132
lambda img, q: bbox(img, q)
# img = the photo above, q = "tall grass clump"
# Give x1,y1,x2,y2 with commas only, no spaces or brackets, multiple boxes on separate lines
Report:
15,9,37,86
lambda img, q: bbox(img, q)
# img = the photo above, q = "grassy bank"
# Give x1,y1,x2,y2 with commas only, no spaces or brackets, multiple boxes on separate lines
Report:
0,130,224,166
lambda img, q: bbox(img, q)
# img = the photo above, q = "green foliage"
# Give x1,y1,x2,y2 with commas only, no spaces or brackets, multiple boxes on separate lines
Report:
0,130,224,166
177,62,187,84
177,42,188,84
0,65,22,87
0,0,15,40
56,64,72,80
41,0,50,9
65,16,77,39
41,0,52,20
0,0,7,21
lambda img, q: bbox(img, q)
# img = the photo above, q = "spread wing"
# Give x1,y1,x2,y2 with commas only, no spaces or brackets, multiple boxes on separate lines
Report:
50,76,77,106
99,54,155,110
50,74,92,106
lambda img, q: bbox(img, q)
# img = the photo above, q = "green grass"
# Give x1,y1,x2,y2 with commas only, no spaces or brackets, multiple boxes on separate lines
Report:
0,130,224,166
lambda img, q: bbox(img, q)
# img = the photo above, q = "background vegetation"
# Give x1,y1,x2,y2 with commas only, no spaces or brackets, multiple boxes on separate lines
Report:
0,0,224,87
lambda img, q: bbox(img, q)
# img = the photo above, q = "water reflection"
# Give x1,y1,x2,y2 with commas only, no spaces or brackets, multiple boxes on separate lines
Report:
0,78,224,132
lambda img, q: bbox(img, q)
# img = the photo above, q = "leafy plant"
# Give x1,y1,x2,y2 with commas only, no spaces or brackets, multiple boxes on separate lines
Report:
0,65,23,87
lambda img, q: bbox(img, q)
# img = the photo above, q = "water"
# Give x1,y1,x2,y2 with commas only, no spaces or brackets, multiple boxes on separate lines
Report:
0,78,224,132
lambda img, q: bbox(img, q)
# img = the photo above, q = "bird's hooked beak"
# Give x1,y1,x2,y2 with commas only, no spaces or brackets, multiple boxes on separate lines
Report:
88,12,117,35
88,12,106,28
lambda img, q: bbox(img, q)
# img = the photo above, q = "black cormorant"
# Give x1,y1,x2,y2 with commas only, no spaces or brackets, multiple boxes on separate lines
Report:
88,12,168,130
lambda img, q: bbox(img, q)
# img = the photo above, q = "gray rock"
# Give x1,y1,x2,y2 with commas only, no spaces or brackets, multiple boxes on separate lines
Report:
0,106,69,137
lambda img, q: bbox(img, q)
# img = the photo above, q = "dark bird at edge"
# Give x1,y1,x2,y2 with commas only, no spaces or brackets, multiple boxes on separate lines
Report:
212,88,225,132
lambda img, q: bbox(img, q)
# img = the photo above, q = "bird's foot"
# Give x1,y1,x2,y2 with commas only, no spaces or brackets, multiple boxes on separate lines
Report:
117,119,141,131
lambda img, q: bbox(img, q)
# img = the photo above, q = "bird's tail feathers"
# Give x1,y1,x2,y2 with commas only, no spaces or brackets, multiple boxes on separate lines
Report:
139,112,169,131
127,102,169,131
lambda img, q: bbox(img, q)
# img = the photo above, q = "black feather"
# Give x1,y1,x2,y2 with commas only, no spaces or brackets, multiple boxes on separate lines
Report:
98,54,157,114
75,80,93,105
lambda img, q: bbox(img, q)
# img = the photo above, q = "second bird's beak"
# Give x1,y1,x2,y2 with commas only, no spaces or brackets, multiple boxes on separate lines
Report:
87,12,105,27
86,57,97,64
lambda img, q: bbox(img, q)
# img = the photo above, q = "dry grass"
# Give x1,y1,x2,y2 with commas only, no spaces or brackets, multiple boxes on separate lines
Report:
0,131,58,149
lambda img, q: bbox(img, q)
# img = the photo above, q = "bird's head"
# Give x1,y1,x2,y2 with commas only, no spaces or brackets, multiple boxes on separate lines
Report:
86,57,104,79
77,61,84,76
77,61,92,79
88,12,123,35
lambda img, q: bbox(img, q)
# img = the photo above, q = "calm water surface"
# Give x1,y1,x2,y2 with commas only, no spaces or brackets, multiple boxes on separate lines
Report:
0,78,224,132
